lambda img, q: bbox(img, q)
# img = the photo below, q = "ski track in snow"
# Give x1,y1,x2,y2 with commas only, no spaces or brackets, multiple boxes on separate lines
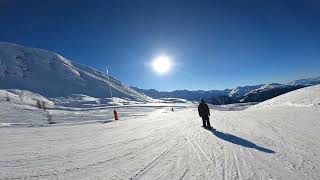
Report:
1,103,320,179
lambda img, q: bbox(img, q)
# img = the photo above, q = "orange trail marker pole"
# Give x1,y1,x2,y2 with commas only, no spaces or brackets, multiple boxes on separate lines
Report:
114,109,119,120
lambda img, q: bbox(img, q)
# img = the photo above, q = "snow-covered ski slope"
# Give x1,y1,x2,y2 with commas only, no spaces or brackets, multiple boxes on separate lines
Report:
1,86,320,179
250,84,320,108
0,42,151,101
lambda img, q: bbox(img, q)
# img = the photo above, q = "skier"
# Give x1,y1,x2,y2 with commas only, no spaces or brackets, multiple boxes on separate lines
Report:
198,98,213,129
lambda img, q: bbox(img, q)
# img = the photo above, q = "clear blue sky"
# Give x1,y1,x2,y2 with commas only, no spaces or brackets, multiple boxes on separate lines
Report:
1,0,319,91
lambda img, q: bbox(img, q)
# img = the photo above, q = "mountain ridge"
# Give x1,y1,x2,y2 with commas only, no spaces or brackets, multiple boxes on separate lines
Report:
132,76,320,104
0,42,151,101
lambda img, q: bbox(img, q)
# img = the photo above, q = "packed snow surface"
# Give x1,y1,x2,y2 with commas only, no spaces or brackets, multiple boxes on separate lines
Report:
1,86,320,179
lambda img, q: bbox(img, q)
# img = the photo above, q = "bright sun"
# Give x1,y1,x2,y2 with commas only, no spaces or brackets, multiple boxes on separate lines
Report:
151,55,172,75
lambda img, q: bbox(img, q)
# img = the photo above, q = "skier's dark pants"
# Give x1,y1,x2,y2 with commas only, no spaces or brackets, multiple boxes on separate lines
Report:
202,116,211,127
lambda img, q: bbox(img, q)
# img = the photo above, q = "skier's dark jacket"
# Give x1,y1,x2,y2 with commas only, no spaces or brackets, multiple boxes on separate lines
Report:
198,100,210,117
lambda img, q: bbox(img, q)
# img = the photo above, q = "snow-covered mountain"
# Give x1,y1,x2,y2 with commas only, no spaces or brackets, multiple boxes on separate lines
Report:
228,84,264,99
134,78,320,104
239,84,305,102
0,42,151,101
131,87,234,104
289,76,320,86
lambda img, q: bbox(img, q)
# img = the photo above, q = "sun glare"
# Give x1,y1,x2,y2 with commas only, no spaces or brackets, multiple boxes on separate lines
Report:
151,55,172,75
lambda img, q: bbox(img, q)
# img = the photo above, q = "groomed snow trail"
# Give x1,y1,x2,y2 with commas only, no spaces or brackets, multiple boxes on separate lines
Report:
1,105,320,179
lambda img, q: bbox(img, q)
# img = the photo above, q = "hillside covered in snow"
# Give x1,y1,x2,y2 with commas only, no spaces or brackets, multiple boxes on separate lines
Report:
0,42,151,101
0,89,54,127
251,84,320,108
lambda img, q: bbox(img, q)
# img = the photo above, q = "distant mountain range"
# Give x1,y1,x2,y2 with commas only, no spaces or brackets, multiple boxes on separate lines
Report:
132,76,320,104
0,42,151,101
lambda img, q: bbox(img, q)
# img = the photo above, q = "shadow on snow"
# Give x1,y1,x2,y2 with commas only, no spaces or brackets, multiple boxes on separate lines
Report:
208,129,275,154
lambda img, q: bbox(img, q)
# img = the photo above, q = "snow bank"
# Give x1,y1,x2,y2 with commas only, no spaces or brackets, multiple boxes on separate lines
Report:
250,85,320,109
0,89,54,107
159,98,191,103
0,89,54,127
51,94,142,108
